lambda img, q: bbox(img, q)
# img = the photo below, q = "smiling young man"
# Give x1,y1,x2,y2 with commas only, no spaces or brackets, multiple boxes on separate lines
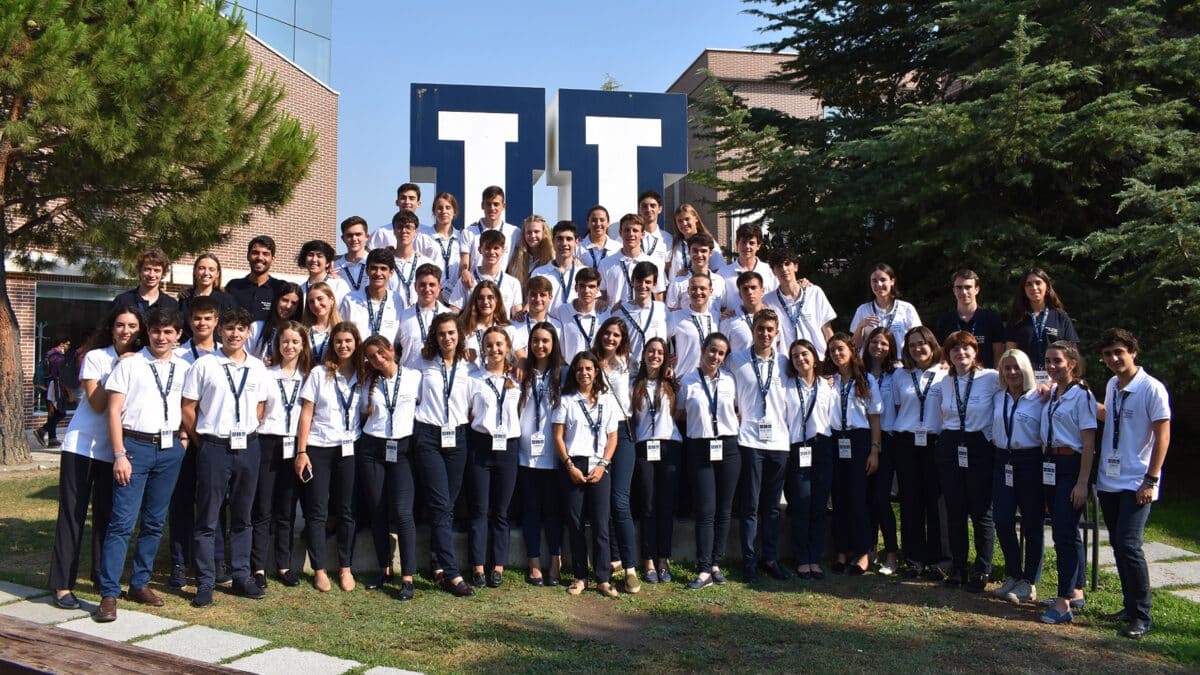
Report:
551,266,606,361
397,263,452,368
459,185,520,287
339,248,402,345
449,229,523,315
111,248,179,313
720,272,781,354
335,216,372,294
611,261,668,370
666,233,727,311
599,214,666,308
368,183,423,250
93,307,190,622
765,251,836,360
935,269,1004,368
719,225,777,311
637,190,673,265
531,220,587,314
226,236,288,323
388,210,437,309
297,239,351,305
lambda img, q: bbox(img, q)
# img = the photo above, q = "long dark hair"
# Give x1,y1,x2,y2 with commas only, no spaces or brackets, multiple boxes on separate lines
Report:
823,332,871,399
258,282,303,354
1046,340,1091,396
458,279,510,337
421,312,467,362
361,334,397,419
863,326,899,377
867,262,901,302
83,305,147,356
563,351,609,397
322,321,363,382
519,322,565,411
591,316,631,361
631,337,675,413
1008,267,1067,325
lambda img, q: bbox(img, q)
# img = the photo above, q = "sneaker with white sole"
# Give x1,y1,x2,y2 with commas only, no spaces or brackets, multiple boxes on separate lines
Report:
992,576,1019,598
1005,580,1037,604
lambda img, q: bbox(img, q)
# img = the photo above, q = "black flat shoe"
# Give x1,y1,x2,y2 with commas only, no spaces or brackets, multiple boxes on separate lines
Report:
488,570,504,588
525,573,544,587
443,578,476,597
797,570,813,580
398,580,414,601
847,565,867,576
277,570,301,587
53,592,80,610
546,576,561,587
742,563,760,583
760,560,790,580
1122,619,1153,639
470,572,486,588
810,569,825,581
365,572,390,590
1102,609,1129,622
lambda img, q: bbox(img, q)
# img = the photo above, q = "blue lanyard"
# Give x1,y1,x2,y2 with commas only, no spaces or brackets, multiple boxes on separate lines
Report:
1046,383,1074,449
277,377,300,430
839,377,853,432
619,304,655,349
432,235,456,280
378,372,402,437
778,289,806,333
573,314,597,345
1030,309,1049,368
311,330,328,361
910,370,934,425
698,373,721,437
577,399,604,454
953,370,975,431
679,242,691,274
587,246,608,269
396,256,418,304
872,300,896,329
221,363,249,426
553,264,576,305
366,295,387,335
750,351,775,418
345,262,366,291
1112,389,1129,450
439,357,459,425
690,312,713,339
531,370,549,429
485,376,508,428
415,307,433,344
334,374,354,432
620,260,635,300
1002,392,1020,450
794,377,818,442
149,361,176,424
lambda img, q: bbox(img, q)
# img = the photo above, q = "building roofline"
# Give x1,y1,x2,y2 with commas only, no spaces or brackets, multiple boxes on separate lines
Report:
666,48,796,94
244,30,339,96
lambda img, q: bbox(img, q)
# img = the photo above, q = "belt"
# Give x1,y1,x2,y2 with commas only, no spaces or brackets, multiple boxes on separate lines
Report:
1047,446,1077,456
123,429,176,443
201,433,259,446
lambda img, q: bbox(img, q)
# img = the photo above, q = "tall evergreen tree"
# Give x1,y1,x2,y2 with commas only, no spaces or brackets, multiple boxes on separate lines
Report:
0,0,317,463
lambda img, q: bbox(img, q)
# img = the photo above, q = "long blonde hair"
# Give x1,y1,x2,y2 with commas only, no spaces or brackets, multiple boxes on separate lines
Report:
507,215,553,282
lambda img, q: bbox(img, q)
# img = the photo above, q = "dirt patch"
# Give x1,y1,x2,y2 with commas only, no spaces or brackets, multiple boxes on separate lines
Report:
565,593,655,649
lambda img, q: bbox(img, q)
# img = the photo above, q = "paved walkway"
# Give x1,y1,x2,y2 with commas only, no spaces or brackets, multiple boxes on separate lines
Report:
0,580,420,674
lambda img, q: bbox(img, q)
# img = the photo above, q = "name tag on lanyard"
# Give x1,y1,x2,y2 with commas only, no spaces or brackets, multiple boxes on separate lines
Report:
1004,463,1014,487
1042,461,1056,486
914,428,928,447
646,439,662,462
838,437,852,459
340,433,354,457
1104,455,1121,479
758,421,773,443
957,445,969,468
491,431,507,452
282,436,295,460
797,445,812,468
230,430,247,451
709,439,724,461
159,429,174,450
530,432,545,457
386,440,399,463
441,425,457,449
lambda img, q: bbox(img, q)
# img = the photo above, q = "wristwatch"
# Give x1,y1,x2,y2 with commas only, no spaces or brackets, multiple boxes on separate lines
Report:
598,458,611,468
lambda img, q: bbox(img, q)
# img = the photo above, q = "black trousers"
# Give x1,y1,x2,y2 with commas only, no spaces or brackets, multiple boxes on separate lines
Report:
251,435,300,572
357,435,417,576
1099,489,1154,622
300,444,357,570
687,437,741,572
894,431,947,566
739,445,790,565
562,456,612,583
633,439,682,562
935,430,995,576
520,467,564,560
465,430,520,569
784,435,834,565
831,428,872,555
49,452,112,590
412,422,467,579
869,432,899,553
170,445,227,569
194,437,260,588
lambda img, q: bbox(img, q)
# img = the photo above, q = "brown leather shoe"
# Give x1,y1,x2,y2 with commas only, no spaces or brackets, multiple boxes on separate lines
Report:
127,586,164,607
95,596,117,622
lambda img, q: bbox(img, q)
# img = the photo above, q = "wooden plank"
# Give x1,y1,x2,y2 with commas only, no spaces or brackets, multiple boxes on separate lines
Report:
0,614,237,674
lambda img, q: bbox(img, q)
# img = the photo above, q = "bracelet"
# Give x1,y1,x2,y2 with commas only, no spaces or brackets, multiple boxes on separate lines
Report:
296,450,307,455
598,458,611,468
113,452,126,458
1142,474,1160,487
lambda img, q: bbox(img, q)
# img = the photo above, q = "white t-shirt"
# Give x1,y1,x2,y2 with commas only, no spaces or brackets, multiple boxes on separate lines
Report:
551,305,606,361
668,307,721,377
468,371,521,438
552,392,618,458
359,367,421,439
182,352,270,436
610,301,668,369
666,271,728,311
258,366,306,437
938,369,1001,435
1097,368,1171,494
599,253,666,304
991,388,1044,450
61,347,120,461
784,376,837,443
339,288,402,345
631,380,682,443
105,348,190,435
1041,383,1098,451
850,299,923,351
727,349,789,451
830,372,884,432
395,303,452,369
299,365,361,447
719,259,778,310
677,369,739,439
893,367,947,434
416,226,466,286
413,356,475,427
530,261,585,313
764,285,837,359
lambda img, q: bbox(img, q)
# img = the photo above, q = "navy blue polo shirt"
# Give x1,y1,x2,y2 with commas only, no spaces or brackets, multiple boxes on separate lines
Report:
935,307,1005,368
110,288,179,313
226,276,289,323
1004,308,1079,369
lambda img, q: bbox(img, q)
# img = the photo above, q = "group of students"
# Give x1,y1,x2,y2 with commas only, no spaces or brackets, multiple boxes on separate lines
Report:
46,184,1170,640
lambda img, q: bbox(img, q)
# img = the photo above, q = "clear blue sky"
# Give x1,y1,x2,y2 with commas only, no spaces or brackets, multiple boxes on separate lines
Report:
329,0,769,234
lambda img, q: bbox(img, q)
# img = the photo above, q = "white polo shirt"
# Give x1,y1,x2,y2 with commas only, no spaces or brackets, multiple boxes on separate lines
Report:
395,302,452,369
552,392,619,458
308,325,331,363
333,256,369,294
632,381,682,443
257,365,306,437
668,306,722,377
531,260,586,313
392,252,437,309
301,276,351,305
462,323,519,368
360,367,420,439
182,352,269,436
727,349,790,451
599,253,666,303
105,348,190,435
299,365,361,447
519,368,561,469
677,369,739,439
850,299,923,352
719,311,757,354
416,226,465,286
764,285,837,359
511,315,563,357
719,259,779,310
462,220,521,271
991,388,1044,450
61,347,121,460
339,288,402,345
552,304,606,361
174,340,219,365
1041,383,1098,451
830,372,883,432
893,367,947,434
784,376,836,443
667,241,725,279
938,369,1001,435
414,356,475,427
447,269,523,313
1097,368,1171,494
611,301,668,369
666,271,728,311
577,236,621,269
600,358,633,421
641,228,673,263
468,371,521,438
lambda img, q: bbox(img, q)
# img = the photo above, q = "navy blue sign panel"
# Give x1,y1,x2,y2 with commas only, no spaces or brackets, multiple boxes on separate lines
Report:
410,83,545,227
547,89,688,229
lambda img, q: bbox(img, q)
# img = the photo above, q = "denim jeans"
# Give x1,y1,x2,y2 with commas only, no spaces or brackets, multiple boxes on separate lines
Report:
1046,452,1085,599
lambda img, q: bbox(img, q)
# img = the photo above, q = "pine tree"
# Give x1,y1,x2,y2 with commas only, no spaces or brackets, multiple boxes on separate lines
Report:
0,0,317,463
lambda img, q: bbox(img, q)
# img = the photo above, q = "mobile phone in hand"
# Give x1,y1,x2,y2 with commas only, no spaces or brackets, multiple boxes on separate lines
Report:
301,465,314,483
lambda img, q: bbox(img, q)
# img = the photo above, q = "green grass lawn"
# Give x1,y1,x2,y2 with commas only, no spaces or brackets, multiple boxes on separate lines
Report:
2,469,1197,673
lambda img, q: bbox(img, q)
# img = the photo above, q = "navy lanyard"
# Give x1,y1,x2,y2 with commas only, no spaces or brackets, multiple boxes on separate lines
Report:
587,246,609,269
839,376,854,432
1002,392,1020,450
573,314,597,345
645,233,659,257
1030,309,1049,368
698,372,721,437
778,288,806,333
366,295,387,335
334,373,354,433
439,356,459,425
345,262,366,291
531,370,549,429
910,370,935,425
396,256,417,304
620,260,635,300
690,312,713,339
794,377,818,442
1046,383,1074,449
149,361,176,425
378,371,402,437
189,342,200,361
578,399,604,453
484,375,508,428
620,304,655,348
751,351,775,418
311,330,328,361
645,382,661,431
1112,389,1129,450
953,370,975,431
872,299,897,329
680,242,692,274
221,363,249,426
277,377,300,430
433,235,456,280
475,268,505,289
553,264,576,305
415,307,432,344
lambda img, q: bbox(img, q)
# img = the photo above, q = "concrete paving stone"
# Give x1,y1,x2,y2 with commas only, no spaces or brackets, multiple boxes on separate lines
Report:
226,647,360,675
0,581,49,604
58,610,185,642
0,596,90,624
1097,541,1197,568
1169,588,1200,603
1147,560,1200,588
364,667,425,675
135,624,268,663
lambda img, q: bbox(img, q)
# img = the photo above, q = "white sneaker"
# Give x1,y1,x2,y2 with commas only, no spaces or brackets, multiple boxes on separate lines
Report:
1005,580,1037,604
992,576,1019,598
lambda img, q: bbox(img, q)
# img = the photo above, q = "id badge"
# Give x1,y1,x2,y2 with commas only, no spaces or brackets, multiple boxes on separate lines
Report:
282,436,295,460
957,445,968,468
491,431,508,452
340,435,354,457
1042,461,1056,486
159,428,174,450
440,425,457,448
530,432,546,457
797,446,812,468
914,428,928,447
709,439,724,461
1034,370,1051,386
230,430,247,451
385,440,399,463
1004,463,1014,488
1104,455,1121,479
646,439,662,462
838,437,852,459
758,422,773,443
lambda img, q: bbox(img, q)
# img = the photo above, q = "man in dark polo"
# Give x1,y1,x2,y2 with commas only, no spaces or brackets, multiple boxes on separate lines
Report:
225,236,288,323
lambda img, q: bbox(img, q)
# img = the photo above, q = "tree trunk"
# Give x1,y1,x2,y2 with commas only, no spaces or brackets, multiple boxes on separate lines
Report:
0,208,32,465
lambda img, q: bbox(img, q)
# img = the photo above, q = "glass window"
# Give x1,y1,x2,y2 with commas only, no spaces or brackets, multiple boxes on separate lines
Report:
256,0,294,23
295,0,332,37
294,29,331,83
254,14,296,59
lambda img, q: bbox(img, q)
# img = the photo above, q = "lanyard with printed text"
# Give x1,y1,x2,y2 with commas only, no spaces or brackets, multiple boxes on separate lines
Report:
954,370,975,431
690,312,713,339
751,351,775,418
1003,392,1020,450
1046,383,1074,449
910,370,934,425
334,374,354,433
222,363,249,426
397,256,417,304
794,377,818,442
433,235,456,280
778,289,807,334
554,264,576,305
345,262,366,291
573,314,597,345
366,296,387,335
578,399,604,453
277,377,300,430
1112,389,1129,450
531,370,549,429
698,373,721,437
485,376,508,428
379,372,402,437
150,361,176,424
1030,309,1049,368
439,357,459,425
839,377,854,432
872,300,896,329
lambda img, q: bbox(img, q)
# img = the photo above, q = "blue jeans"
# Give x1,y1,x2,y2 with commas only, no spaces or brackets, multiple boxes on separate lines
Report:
739,445,789,565
1099,489,1153,622
608,423,636,566
99,435,185,598
785,435,833,565
992,446,1045,583
1046,452,1085,599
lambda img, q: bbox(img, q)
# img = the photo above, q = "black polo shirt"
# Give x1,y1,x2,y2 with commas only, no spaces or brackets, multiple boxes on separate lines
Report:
110,288,180,313
225,276,288,323
934,307,1005,368
1004,308,1079,369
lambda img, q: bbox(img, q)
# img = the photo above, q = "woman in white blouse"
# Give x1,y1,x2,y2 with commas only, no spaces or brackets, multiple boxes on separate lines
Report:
357,335,421,601
935,331,1001,591
465,327,522,589
783,338,837,580
517,322,567,586
295,321,363,592
301,281,342,363
864,326,900,575
850,263,921,353
458,280,515,367
553,351,620,597
630,337,682,584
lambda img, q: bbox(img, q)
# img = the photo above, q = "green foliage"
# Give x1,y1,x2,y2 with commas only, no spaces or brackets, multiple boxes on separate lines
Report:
696,0,1200,388
0,0,317,280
